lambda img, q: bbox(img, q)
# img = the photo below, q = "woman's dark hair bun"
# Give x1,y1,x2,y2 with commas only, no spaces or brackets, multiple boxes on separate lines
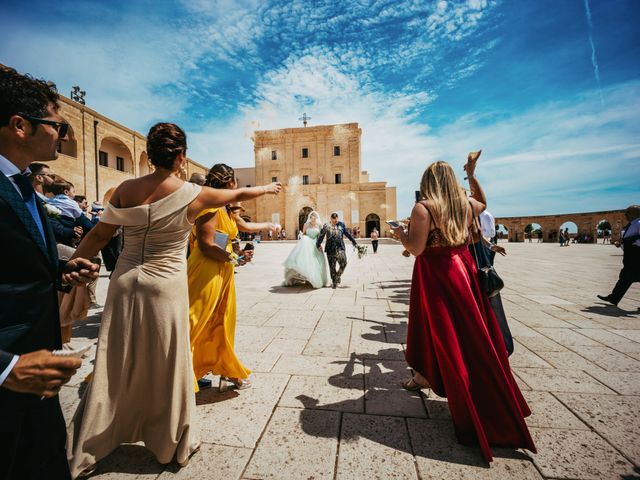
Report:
146,123,187,170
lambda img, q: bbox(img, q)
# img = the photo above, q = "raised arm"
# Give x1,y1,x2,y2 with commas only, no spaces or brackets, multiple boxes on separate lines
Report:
464,151,487,216
188,182,282,223
234,214,279,234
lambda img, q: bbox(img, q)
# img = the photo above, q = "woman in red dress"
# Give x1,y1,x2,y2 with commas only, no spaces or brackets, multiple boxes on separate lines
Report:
391,154,536,462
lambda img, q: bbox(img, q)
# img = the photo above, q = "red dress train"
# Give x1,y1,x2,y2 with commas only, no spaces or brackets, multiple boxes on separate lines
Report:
405,237,536,462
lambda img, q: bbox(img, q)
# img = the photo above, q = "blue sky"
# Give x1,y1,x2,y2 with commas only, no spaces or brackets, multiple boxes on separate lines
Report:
1,0,638,217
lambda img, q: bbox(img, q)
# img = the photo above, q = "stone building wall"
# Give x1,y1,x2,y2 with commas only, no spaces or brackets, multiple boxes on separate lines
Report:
49,96,207,206
252,123,397,237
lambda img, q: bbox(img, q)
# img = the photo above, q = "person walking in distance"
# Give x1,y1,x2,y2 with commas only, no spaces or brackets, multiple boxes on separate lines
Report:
598,205,640,308
316,212,358,289
370,227,379,253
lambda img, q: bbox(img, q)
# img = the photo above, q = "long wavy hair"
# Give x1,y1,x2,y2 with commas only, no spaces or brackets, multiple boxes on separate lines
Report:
420,161,468,245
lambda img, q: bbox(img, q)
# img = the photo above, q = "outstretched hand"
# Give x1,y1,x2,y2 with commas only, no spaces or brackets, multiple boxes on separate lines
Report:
464,150,481,178
62,257,100,286
268,223,281,233
492,244,507,256
264,182,282,195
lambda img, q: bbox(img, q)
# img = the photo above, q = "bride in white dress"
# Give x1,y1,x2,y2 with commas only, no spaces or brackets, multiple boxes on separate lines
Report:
283,211,328,288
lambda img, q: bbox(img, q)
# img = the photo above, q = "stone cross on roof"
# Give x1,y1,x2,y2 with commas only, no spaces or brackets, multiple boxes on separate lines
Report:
298,113,311,127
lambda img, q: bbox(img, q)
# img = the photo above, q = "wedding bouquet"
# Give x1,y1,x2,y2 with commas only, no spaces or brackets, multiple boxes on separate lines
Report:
354,244,368,259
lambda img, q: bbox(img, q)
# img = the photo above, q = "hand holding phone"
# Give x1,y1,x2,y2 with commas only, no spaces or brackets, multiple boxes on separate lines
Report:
386,220,400,229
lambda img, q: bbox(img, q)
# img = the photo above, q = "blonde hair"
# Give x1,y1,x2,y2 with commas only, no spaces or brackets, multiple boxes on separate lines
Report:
420,161,468,245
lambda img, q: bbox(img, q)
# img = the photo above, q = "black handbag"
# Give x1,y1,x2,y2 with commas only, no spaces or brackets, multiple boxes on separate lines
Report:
469,216,504,298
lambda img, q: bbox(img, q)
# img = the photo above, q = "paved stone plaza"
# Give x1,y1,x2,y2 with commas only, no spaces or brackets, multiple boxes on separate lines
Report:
61,241,640,479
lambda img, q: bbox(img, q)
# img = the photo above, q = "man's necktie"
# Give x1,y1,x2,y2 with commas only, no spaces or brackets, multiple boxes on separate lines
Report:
11,172,46,244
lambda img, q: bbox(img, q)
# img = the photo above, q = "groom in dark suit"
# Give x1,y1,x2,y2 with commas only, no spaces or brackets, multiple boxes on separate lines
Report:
0,66,99,479
316,212,358,288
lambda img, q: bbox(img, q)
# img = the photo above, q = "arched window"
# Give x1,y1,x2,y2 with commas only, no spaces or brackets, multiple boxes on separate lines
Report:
98,137,133,173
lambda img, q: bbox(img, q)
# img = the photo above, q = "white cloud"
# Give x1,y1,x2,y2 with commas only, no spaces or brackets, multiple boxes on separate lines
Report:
190,53,639,220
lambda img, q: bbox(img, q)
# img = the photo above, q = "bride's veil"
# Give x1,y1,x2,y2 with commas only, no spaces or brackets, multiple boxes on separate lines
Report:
304,210,322,230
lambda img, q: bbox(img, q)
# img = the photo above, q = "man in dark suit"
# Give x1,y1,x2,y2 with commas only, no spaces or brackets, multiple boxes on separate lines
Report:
0,66,99,479
598,205,640,308
316,212,358,288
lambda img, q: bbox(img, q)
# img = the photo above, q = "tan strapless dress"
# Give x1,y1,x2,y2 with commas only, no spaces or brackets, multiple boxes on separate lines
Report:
67,182,201,478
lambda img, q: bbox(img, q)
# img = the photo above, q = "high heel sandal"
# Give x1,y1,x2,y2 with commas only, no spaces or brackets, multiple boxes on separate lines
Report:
78,464,97,478
219,376,252,392
178,445,201,468
401,377,431,396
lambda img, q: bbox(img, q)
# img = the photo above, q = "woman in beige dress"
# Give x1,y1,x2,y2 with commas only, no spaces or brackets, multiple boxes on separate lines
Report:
65,123,281,478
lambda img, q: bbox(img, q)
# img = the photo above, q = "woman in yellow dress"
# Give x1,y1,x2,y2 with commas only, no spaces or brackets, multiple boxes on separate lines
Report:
188,163,279,391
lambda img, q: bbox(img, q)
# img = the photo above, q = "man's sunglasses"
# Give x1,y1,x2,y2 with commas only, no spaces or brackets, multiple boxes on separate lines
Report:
18,113,69,138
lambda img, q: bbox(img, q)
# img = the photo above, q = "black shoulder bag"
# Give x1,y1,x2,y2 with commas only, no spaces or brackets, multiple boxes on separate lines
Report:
469,206,504,298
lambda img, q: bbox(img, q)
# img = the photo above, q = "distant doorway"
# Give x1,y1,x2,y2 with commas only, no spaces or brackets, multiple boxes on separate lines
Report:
365,213,380,237
298,206,313,232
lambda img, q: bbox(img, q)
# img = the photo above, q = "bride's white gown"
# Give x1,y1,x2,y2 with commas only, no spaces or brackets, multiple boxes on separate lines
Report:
283,227,328,288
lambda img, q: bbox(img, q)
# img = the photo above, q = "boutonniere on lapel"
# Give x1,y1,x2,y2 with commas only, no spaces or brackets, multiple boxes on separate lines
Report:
44,203,61,218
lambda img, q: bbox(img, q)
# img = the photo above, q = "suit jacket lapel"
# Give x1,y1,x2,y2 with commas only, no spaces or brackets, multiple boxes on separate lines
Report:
0,174,51,261
36,197,59,268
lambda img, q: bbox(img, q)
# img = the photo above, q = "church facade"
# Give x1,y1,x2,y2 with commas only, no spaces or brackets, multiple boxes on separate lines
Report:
240,123,397,237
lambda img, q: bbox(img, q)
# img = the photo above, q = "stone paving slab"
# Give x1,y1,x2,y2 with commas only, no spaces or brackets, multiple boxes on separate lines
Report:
408,419,543,479
514,368,617,394
157,444,252,480
278,375,364,413
243,407,340,479
66,242,639,478
522,391,589,430
555,393,640,462
364,359,427,417
529,428,636,479
336,413,417,480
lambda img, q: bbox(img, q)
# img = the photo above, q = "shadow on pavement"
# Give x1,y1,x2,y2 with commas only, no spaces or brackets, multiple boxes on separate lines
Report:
294,307,526,468
89,444,166,477
583,304,639,318
72,311,102,341
269,284,315,294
